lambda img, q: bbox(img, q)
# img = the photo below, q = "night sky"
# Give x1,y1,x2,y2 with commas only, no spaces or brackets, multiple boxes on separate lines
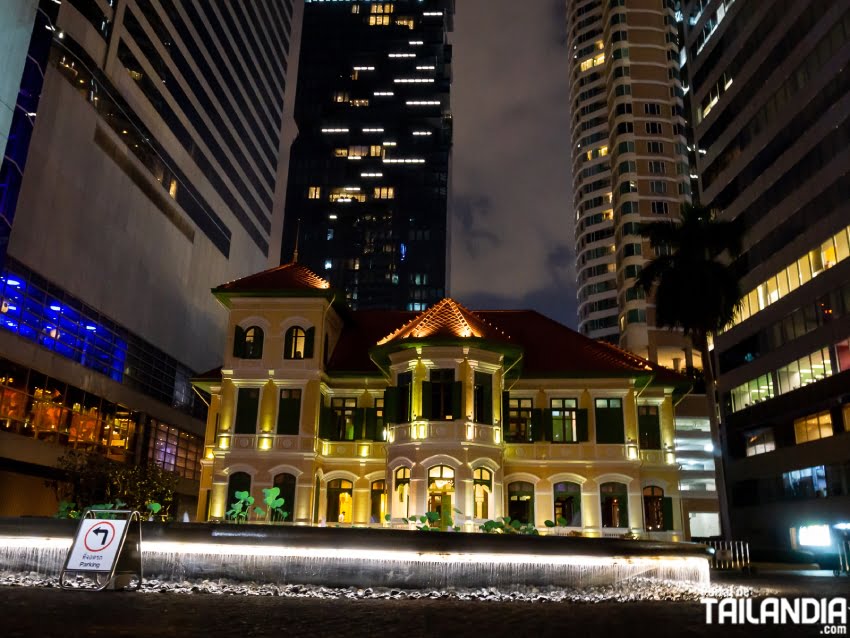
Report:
449,0,576,327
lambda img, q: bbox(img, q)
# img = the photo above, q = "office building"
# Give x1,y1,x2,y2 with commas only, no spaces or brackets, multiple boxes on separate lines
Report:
567,0,720,539
281,0,453,311
0,0,302,516
193,260,687,539
683,0,850,553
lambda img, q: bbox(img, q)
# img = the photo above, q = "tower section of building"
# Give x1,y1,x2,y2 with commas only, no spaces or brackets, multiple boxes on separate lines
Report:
683,0,850,551
282,0,454,311
0,0,302,516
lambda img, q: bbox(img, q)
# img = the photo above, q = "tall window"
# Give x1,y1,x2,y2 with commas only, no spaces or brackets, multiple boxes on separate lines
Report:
428,465,455,527
600,482,628,528
233,326,263,359
595,398,625,444
395,467,410,518
508,481,534,524
428,368,455,420
638,405,661,449
551,398,577,442
276,389,301,435
473,371,493,424
506,397,533,442
272,473,296,522
327,479,353,523
643,486,665,531
283,326,307,359
473,468,492,519
370,479,386,523
553,481,581,526
226,472,251,513
234,387,260,434
331,397,357,440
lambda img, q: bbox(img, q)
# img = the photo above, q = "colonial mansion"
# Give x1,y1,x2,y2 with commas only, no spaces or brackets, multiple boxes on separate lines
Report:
193,262,693,538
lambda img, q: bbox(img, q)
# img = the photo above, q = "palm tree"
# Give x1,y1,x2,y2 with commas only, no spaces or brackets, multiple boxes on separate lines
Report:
635,202,745,539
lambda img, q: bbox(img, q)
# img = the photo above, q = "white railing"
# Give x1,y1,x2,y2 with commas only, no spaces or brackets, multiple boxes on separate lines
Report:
705,540,750,570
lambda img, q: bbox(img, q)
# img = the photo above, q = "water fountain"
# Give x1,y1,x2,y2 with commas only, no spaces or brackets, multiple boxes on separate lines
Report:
0,518,711,591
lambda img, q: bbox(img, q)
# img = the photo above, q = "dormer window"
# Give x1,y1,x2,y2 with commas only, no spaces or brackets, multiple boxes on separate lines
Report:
233,326,263,359
284,326,315,360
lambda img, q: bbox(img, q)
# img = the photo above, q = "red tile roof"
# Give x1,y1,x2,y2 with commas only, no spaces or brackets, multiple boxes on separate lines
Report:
327,305,670,381
213,262,330,295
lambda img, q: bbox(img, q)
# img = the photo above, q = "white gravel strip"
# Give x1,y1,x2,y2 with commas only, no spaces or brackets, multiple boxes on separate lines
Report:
1,571,766,603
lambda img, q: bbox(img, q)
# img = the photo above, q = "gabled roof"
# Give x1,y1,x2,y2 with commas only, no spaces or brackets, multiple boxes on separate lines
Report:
377,298,512,345
474,310,653,377
213,262,331,305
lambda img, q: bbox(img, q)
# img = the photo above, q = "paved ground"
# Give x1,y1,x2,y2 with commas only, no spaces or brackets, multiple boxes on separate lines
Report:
2,573,849,638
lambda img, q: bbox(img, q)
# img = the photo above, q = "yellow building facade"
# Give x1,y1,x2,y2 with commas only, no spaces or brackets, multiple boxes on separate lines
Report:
194,263,689,538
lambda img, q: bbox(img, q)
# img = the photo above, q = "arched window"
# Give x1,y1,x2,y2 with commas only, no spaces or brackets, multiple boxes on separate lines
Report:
395,467,410,518
508,481,534,524
327,478,353,523
427,465,455,526
553,481,581,526
284,326,315,360
643,485,665,531
370,479,386,523
226,472,251,517
272,473,297,522
473,468,492,519
600,482,629,528
233,326,264,359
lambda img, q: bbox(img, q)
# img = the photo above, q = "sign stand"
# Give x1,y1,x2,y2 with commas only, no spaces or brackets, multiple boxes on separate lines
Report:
60,509,143,591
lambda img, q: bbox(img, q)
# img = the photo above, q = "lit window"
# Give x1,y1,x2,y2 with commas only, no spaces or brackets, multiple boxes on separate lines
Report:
351,99,369,107
334,148,348,157
369,15,390,26
794,411,834,444
395,17,415,29
370,145,383,157
308,186,321,199
374,187,395,199
333,92,349,103
745,429,775,456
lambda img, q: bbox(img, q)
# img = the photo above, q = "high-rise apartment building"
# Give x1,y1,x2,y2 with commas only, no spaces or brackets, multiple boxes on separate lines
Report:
683,0,850,553
281,0,453,311
567,0,720,539
0,0,302,516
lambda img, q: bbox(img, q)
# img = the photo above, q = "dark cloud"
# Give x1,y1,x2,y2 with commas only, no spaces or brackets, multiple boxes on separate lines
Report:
449,0,576,327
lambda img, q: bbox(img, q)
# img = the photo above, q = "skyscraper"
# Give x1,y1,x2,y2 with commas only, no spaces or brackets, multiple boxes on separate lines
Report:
567,0,720,539
0,0,301,516
683,0,850,551
281,0,453,311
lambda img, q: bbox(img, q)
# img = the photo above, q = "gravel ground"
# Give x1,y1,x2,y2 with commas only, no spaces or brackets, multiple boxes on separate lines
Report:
1,572,848,637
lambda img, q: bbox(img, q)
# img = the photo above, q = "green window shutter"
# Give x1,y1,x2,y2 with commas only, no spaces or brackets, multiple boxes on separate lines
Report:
596,408,625,444
662,497,674,531
319,404,334,439
421,381,433,419
234,388,260,434
251,328,264,359
451,381,463,420
530,409,544,441
620,495,629,528
542,409,553,442
233,326,245,358
502,391,510,426
364,408,378,440
353,408,365,440
277,395,301,435
383,387,399,424
283,328,294,359
304,327,315,359
639,414,662,449
576,409,589,441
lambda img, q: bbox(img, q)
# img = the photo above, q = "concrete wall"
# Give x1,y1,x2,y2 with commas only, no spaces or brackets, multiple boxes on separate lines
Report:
0,0,38,161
